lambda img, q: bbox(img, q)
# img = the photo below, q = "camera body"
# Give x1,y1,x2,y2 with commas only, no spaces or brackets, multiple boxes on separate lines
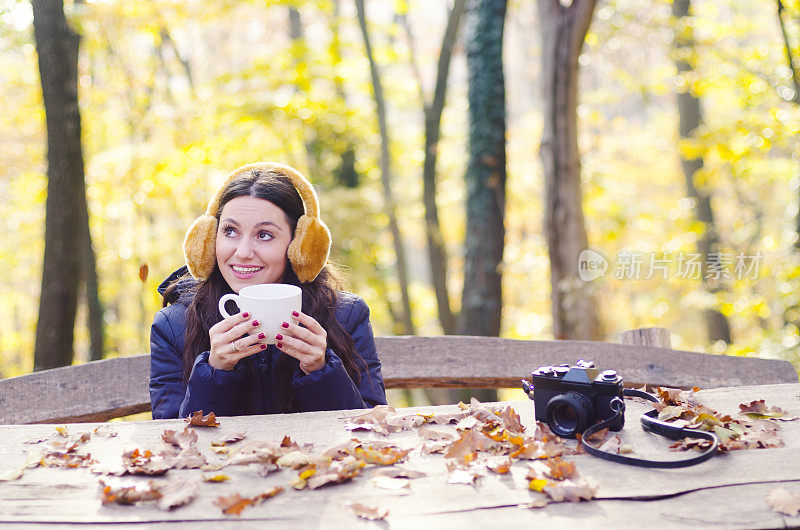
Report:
521,360,624,438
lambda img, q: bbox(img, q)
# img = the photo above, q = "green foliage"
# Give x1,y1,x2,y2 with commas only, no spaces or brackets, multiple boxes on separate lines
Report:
2,0,800,378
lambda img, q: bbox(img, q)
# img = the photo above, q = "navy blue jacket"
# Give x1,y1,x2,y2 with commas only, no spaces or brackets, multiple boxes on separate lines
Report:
149,270,387,418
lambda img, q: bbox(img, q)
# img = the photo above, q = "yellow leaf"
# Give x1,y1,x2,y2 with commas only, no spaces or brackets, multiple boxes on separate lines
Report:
529,478,548,492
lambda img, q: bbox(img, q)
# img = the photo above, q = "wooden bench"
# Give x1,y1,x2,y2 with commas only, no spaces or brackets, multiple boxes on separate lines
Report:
0,332,796,424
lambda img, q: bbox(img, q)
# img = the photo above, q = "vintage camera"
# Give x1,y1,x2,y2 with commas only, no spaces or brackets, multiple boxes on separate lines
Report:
521,360,624,438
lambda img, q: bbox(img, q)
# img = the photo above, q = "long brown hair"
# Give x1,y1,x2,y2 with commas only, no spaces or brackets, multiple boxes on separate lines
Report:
163,168,364,412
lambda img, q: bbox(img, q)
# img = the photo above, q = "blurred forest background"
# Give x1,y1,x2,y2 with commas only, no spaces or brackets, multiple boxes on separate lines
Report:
2,0,800,389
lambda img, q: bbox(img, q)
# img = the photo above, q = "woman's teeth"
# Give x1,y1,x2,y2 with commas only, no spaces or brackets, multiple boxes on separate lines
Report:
232,266,262,273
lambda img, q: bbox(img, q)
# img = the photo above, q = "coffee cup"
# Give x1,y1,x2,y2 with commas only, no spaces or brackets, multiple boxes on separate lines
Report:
218,284,302,345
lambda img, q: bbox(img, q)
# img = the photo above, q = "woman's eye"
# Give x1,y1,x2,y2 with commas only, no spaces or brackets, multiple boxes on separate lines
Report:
258,231,274,241
222,226,237,237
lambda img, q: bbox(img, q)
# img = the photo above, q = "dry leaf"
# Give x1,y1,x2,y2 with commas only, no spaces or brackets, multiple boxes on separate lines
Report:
349,502,388,521
213,487,283,516
372,475,410,491
499,406,526,434
47,432,90,454
42,452,94,469
185,410,219,427
214,493,252,516
543,480,598,502
766,488,800,516
55,426,68,437
740,400,798,421
139,263,149,282
121,448,171,476
486,456,512,474
305,457,365,489
417,427,455,442
211,431,246,446
157,480,197,511
161,427,198,449
354,444,411,466
203,474,231,482
598,436,622,455
543,457,577,480
93,425,118,438
373,466,426,479
448,465,484,484
276,450,315,469
100,479,161,506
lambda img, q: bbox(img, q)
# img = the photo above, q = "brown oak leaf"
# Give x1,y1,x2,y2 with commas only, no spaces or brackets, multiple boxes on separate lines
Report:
161,427,198,449
185,410,219,427
349,502,388,521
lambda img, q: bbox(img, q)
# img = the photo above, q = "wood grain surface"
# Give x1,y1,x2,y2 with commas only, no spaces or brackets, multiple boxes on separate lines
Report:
0,383,798,529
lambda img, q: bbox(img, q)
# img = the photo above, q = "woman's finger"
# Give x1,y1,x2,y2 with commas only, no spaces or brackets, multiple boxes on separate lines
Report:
230,330,268,353
210,310,251,336
219,315,262,344
277,336,325,373
291,311,326,337
276,319,319,347
231,337,267,360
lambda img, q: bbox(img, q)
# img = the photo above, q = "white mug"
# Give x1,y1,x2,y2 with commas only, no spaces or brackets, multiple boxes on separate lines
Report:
218,284,302,345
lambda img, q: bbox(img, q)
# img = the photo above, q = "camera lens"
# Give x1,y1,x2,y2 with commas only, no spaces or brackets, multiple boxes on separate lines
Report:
545,392,593,438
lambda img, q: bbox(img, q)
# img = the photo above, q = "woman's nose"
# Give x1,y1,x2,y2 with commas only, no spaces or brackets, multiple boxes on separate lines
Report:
234,239,254,259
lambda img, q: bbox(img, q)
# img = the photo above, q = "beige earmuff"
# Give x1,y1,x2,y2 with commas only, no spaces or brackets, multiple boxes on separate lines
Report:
183,162,331,283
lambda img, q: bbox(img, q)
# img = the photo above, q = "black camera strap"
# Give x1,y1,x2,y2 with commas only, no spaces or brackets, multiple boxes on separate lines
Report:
579,389,719,468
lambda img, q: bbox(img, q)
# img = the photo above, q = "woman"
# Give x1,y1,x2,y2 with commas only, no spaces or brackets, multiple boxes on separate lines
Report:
149,162,387,419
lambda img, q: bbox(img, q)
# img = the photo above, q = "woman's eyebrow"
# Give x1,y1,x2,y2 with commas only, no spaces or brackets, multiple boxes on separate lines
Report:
255,221,282,231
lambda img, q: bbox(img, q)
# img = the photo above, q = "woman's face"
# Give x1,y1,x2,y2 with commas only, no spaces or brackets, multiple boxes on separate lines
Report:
216,196,293,293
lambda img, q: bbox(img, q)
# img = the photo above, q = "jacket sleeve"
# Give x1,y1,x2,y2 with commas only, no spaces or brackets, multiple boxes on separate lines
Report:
179,351,248,417
292,296,387,411
149,306,247,419
149,308,187,419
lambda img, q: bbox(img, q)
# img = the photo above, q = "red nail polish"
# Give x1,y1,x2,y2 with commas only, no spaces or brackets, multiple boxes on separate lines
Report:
292,311,299,317
276,342,283,348
260,344,267,350
258,333,266,340
242,312,249,318
282,322,289,328
276,334,283,341
252,320,260,327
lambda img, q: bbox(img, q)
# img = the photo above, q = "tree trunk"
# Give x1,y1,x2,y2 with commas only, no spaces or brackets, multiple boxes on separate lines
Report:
400,1,466,335
329,0,359,188
423,0,466,335
673,0,732,345
459,0,507,339
355,0,415,335
84,217,104,362
537,0,600,341
32,0,88,371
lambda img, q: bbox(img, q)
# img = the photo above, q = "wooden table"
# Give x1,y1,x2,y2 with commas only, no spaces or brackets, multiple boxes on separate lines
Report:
1,383,799,529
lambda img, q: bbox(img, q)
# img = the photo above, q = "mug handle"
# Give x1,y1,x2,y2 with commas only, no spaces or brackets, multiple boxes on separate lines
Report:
218,293,240,319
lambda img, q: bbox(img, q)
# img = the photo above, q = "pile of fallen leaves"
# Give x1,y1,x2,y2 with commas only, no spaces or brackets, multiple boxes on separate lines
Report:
643,388,798,453
3,393,798,520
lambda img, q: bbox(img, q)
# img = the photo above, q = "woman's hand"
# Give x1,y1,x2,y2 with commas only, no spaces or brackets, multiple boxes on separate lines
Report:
275,311,327,374
208,311,267,371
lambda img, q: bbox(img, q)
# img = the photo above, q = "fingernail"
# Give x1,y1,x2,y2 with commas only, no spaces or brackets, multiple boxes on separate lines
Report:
260,344,267,350
282,322,289,328
258,333,266,340
242,312,249,318
252,320,260,327
276,342,283,348
276,334,283,341
292,311,299,317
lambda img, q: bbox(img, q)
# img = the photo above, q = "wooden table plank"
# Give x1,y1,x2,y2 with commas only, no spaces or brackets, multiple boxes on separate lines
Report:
0,383,798,528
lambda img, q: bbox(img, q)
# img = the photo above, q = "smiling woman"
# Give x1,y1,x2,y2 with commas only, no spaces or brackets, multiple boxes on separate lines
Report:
149,162,387,419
